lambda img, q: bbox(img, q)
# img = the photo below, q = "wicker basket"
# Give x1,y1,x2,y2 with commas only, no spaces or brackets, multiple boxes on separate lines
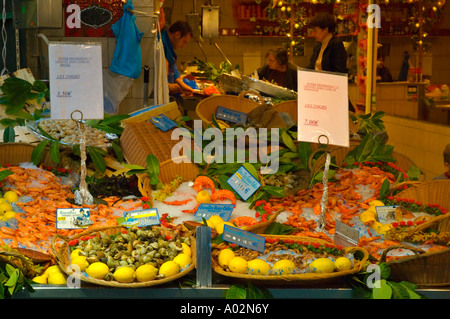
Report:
211,234,369,286
51,225,196,288
380,244,450,287
272,100,297,124
393,179,450,211
196,90,263,127
0,142,64,168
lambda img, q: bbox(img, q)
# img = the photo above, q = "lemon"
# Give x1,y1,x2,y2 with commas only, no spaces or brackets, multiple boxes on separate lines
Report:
247,258,271,275
70,248,83,260
334,257,352,272
207,215,224,228
272,259,296,275
360,210,377,225
2,210,15,220
215,221,235,235
113,266,136,283
181,243,191,257
159,261,180,277
309,258,335,273
135,264,157,282
86,262,110,279
3,190,19,203
44,265,63,276
0,198,5,204
32,274,48,284
48,272,67,285
218,248,235,268
196,190,211,204
0,202,13,213
71,255,89,272
228,256,248,274
369,200,385,207
173,253,192,269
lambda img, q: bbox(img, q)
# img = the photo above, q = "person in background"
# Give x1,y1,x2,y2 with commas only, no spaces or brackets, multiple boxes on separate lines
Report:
257,48,298,91
433,144,450,180
307,12,354,112
376,55,393,82
160,20,195,95
308,12,347,74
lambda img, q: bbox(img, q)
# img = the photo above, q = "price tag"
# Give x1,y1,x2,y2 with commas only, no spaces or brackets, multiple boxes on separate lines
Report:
227,165,261,201
334,220,359,248
120,208,160,227
194,203,234,221
56,208,93,229
222,224,265,253
216,106,247,125
48,42,103,120
376,205,399,224
150,114,177,132
297,68,349,147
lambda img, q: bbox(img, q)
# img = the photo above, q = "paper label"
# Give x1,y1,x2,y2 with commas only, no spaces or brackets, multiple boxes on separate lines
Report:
121,208,160,227
376,205,399,224
194,203,234,221
49,42,104,120
150,114,177,132
216,106,247,125
222,224,265,253
297,68,349,147
56,208,93,229
227,165,261,201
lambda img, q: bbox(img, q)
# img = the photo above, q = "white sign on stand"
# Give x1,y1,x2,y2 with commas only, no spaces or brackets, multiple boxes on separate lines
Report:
297,68,349,147
48,42,104,120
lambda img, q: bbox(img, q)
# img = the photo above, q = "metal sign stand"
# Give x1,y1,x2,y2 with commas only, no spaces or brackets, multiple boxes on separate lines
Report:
72,110,94,206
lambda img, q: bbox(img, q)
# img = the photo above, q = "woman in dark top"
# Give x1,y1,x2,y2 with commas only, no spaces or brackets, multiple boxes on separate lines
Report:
307,12,354,111
257,48,298,91
307,12,348,74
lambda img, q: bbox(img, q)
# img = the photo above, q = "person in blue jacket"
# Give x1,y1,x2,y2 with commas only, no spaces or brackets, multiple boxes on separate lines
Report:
160,21,195,95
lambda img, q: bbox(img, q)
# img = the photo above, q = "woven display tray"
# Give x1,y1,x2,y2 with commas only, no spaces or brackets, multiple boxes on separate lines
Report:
380,244,450,287
211,234,369,286
119,121,200,183
196,90,263,127
393,179,450,211
0,142,63,168
51,225,196,288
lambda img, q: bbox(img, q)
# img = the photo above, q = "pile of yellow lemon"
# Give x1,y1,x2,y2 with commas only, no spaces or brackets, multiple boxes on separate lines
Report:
206,215,236,235
74,242,192,283
359,199,393,235
0,190,19,221
32,265,67,285
218,248,353,276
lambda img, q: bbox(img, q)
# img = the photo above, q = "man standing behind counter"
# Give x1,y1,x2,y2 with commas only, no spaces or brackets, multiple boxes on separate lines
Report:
161,21,196,95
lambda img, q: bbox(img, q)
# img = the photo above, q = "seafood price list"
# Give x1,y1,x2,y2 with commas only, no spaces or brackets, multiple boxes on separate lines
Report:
297,68,349,148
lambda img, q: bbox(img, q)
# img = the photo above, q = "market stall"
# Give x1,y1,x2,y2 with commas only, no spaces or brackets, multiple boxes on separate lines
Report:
1,0,450,302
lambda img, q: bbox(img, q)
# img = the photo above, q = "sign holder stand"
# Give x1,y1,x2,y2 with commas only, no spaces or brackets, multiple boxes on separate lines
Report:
316,134,331,233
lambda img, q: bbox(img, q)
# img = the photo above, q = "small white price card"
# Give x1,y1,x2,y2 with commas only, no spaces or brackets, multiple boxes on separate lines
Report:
297,68,349,147
56,208,93,229
49,42,104,120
